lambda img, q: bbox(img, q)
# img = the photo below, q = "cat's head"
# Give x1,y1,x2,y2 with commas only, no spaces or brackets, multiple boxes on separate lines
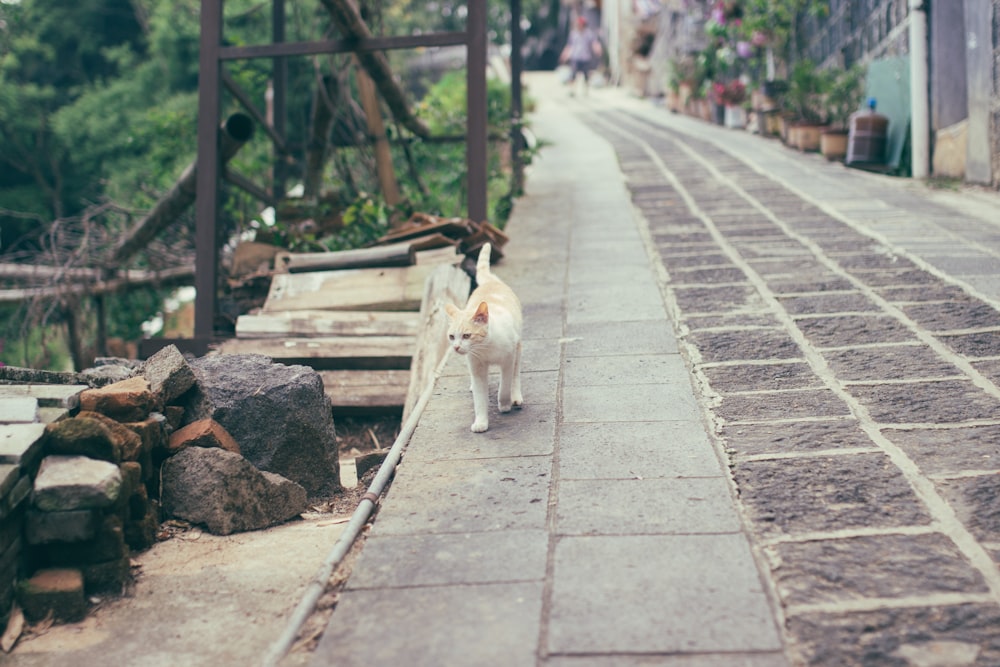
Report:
445,301,489,355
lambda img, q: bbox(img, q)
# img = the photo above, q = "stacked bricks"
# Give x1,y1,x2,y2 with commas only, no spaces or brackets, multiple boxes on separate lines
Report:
8,344,195,626
0,387,83,630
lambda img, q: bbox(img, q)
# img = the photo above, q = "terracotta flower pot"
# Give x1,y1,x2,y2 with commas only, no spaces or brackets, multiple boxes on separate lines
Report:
793,124,827,152
820,130,849,160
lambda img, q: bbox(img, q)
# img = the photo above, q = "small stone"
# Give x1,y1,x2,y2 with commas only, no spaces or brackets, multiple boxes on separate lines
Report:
17,568,87,623
142,344,197,405
33,456,123,512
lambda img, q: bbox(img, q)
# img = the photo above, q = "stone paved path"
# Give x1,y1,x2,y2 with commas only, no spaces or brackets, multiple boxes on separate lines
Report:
309,74,1000,666
580,95,1000,664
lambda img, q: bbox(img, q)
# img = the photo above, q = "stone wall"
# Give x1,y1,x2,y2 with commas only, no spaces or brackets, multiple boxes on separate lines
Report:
799,0,910,68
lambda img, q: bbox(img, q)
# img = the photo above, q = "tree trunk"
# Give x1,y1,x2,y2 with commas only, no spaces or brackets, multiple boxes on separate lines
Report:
355,59,402,209
304,75,338,198
317,0,431,139
106,113,255,267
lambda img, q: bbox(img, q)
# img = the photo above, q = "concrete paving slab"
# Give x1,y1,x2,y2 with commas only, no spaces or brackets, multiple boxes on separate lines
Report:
562,383,702,423
345,529,548,588
404,401,555,461
562,353,689,386
370,456,551,536
565,286,667,325
546,654,789,667
556,477,742,535
558,421,723,479
564,320,679,356
548,534,783,654
311,582,544,667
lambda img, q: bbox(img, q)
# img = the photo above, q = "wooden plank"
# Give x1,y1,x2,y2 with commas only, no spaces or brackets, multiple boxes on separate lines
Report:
319,369,409,411
275,242,415,274
415,246,461,266
213,336,414,370
375,218,474,245
403,263,471,419
235,310,418,338
261,264,437,312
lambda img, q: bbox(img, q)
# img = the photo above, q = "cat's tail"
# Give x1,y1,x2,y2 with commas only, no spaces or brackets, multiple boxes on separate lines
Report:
476,242,493,282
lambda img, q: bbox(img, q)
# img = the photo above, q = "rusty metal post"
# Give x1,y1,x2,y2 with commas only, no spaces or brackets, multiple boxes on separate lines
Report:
272,0,288,199
510,0,525,194
194,0,223,339
466,0,488,224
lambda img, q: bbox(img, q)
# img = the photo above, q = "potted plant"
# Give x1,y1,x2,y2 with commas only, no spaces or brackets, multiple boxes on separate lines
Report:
820,64,865,160
782,59,828,151
721,79,748,128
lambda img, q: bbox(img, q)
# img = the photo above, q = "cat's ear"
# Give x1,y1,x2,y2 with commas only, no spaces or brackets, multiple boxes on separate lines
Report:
445,302,460,318
473,301,489,324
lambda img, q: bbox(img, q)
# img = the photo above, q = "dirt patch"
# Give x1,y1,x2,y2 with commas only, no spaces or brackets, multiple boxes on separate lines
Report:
6,414,401,665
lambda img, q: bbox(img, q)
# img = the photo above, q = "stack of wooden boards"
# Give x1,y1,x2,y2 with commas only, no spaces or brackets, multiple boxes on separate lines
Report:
216,215,508,416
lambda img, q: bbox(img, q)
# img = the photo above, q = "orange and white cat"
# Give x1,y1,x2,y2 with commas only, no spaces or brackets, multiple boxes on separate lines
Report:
445,243,523,432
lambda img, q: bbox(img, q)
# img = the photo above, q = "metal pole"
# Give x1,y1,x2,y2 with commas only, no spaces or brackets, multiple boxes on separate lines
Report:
272,0,288,199
510,0,525,195
907,0,930,179
194,0,223,339
466,0,488,223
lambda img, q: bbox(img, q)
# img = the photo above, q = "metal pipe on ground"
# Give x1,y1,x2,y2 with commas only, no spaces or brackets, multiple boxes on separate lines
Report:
259,349,452,667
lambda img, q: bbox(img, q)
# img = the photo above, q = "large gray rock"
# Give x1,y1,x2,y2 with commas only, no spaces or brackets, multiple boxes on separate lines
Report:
160,446,307,535
180,354,340,497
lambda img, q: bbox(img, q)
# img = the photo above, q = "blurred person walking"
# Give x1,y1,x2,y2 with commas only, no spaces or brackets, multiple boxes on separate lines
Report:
560,16,602,97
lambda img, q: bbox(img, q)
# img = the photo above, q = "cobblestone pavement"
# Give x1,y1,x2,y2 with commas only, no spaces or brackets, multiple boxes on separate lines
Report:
580,106,1000,665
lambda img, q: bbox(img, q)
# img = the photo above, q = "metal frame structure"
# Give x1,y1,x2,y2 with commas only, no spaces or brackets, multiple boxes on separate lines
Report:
192,0,490,344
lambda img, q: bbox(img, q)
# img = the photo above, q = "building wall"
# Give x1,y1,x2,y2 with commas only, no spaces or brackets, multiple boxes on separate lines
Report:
800,0,910,68
992,0,1000,185
798,0,997,186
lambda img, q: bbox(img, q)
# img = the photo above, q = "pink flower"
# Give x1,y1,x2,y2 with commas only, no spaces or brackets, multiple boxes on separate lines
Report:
736,41,753,58
751,30,768,46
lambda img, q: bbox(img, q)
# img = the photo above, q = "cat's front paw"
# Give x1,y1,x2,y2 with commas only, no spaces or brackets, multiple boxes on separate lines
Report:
471,420,489,433
512,393,524,409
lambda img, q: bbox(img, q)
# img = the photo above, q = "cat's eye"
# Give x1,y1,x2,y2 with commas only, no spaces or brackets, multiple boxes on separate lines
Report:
462,333,471,339
448,334,455,340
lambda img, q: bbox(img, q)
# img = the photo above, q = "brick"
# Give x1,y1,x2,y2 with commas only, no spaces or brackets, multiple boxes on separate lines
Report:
80,556,130,595
42,515,128,565
79,376,158,422
0,474,31,521
167,418,240,455
77,411,144,462
0,463,17,497
124,505,159,552
17,568,87,623
25,508,100,545
0,396,39,424
32,455,123,512
0,423,47,472
44,418,121,463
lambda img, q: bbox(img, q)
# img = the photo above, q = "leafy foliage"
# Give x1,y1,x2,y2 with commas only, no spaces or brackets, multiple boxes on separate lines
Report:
0,0,531,369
